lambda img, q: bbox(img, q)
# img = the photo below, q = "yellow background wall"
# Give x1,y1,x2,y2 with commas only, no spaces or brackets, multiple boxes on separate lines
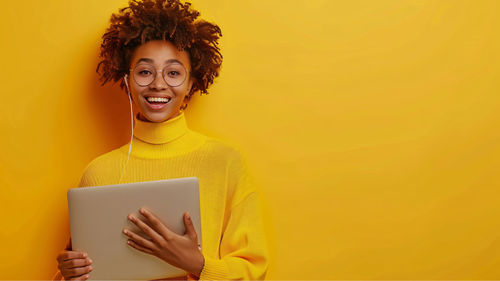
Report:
1,0,499,279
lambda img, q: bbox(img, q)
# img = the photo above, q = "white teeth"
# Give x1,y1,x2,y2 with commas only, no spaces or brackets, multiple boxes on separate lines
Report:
146,97,171,103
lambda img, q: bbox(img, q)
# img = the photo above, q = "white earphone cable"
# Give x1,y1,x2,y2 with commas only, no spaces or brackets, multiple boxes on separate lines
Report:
119,74,134,184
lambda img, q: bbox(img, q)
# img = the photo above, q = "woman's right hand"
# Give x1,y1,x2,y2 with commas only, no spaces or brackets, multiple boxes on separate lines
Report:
56,250,93,280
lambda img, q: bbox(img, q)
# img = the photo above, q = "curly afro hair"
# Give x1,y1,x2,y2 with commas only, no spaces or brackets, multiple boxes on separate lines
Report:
96,0,222,109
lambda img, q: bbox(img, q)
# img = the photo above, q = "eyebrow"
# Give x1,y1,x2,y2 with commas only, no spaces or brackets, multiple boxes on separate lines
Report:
135,58,184,66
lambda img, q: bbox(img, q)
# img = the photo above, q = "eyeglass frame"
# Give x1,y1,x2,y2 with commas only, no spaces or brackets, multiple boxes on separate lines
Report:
128,62,190,87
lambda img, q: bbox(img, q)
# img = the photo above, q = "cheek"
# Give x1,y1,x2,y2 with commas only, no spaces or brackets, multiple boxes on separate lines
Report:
173,87,190,101
129,86,143,105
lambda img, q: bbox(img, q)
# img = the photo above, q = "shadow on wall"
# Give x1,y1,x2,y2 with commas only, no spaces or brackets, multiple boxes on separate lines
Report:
84,52,134,152
47,42,135,280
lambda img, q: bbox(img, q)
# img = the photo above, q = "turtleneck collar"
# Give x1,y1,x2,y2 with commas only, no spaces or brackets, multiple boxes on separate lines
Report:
121,111,207,159
133,111,188,144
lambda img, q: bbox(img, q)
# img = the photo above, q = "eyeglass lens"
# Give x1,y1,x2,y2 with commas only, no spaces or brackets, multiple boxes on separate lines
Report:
132,63,187,87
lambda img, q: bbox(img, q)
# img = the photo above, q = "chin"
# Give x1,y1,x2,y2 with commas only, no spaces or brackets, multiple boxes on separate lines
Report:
141,109,179,123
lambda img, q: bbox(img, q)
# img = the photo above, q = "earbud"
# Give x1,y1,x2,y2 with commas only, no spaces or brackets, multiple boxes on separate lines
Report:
124,74,131,96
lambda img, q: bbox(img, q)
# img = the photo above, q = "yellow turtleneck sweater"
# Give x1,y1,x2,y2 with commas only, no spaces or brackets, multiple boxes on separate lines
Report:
53,111,269,280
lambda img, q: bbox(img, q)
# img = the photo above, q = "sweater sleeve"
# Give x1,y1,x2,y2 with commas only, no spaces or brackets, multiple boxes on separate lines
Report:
197,149,269,280
199,193,269,280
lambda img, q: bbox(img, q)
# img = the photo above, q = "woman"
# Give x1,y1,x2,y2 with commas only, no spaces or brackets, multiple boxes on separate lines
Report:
53,0,269,280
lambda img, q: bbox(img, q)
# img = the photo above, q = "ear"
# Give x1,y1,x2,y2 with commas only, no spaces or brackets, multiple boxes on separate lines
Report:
123,74,134,100
188,76,195,93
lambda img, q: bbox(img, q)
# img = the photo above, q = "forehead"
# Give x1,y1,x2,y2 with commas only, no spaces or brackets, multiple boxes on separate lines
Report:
130,40,191,68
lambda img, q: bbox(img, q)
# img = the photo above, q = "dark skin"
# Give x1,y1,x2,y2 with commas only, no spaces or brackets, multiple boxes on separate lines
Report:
56,249,92,280
127,40,194,123
56,209,203,280
123,208,204,276
56,40,204,280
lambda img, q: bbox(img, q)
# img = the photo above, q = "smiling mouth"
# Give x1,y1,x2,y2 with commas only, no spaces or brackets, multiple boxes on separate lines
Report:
144,96,172,104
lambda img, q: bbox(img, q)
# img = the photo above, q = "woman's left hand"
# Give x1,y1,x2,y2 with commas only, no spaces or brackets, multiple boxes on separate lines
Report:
122,207,204,277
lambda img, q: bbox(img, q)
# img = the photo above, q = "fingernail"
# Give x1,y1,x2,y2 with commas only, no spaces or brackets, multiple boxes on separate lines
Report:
89,259,92,263
83,253,87,257
187,212,191,220
89,265,93,271
139,208,146,214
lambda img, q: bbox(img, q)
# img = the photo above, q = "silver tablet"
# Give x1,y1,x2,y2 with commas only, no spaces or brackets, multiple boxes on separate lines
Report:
67,176,201,280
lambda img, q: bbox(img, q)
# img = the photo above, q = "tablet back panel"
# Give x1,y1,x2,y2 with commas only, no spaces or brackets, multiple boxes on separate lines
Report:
67,177,201,280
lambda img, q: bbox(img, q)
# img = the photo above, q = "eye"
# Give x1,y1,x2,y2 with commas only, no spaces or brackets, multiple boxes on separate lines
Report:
138,70,152,76
167,71,180,77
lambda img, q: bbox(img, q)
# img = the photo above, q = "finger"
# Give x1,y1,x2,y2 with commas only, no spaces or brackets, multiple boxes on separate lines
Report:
61,257,92,270
183,212,198,241
62,264,92,280
57,251,87,263
127,239,155,255
123,226,156,250
138,207,176,241
128,212,164,245
63,267,91,280
67,273,89,281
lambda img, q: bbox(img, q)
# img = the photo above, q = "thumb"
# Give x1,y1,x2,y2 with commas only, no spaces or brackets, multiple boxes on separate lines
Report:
184,212,198,241
65,237,72,250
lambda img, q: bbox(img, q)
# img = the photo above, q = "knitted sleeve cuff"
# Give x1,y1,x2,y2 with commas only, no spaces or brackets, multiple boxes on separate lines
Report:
198,256,229,280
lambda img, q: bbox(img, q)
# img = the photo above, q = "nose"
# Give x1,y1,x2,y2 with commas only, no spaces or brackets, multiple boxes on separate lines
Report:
150,69,169,90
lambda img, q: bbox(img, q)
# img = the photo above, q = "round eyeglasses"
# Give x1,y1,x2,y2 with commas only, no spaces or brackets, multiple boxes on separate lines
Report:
129,62,188,87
